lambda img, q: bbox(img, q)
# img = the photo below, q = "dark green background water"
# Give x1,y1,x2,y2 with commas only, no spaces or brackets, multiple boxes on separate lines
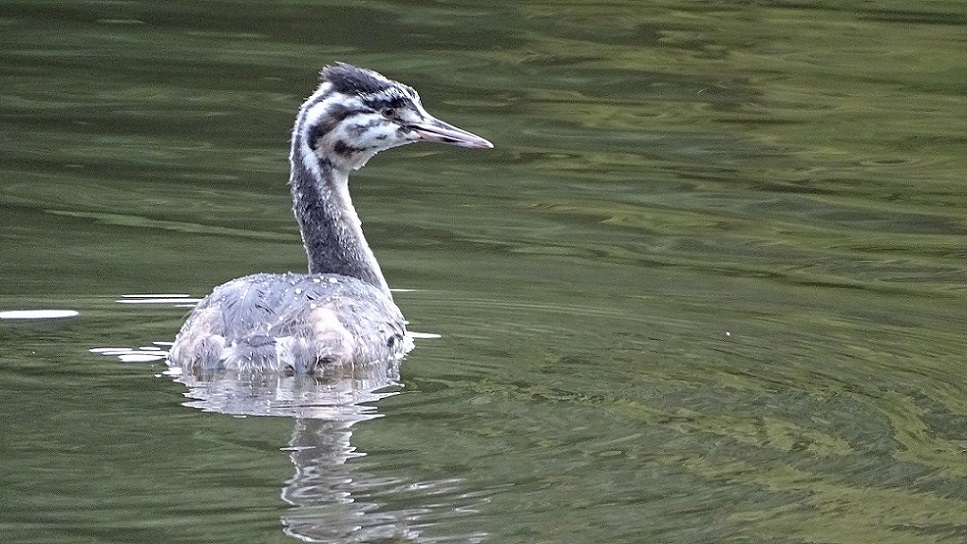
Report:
2,1,966,543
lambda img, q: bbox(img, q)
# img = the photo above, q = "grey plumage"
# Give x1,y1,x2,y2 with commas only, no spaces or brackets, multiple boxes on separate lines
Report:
168,273,409,374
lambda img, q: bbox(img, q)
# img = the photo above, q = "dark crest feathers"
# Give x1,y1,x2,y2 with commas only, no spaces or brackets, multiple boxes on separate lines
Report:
321,63,392,96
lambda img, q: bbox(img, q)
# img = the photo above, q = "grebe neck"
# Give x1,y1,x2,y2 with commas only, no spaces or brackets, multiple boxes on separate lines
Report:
289,148,389,297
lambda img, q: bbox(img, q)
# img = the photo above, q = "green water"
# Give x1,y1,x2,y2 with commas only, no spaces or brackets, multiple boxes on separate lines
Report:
2,1,966,543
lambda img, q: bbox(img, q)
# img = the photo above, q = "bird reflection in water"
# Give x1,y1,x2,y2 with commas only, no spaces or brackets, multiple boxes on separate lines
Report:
168,361,489,543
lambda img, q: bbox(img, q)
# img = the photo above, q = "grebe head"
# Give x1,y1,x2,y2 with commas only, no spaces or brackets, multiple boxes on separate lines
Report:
298,63,493,172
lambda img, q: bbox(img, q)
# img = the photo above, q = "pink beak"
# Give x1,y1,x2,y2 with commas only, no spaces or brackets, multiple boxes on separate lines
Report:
409,116,493,149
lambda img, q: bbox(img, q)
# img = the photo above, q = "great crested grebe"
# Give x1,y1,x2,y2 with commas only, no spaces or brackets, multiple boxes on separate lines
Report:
168,63,492,374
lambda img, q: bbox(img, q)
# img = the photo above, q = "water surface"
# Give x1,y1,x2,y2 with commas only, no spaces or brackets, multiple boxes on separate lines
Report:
2,1,966,543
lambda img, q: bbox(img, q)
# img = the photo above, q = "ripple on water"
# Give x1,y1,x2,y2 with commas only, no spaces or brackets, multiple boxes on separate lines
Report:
0,309,79,320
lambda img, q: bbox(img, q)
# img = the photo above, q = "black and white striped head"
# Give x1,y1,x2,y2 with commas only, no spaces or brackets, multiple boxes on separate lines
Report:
294,63,492,172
